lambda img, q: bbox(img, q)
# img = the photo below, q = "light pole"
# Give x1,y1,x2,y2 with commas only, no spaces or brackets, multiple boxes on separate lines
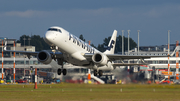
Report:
127,30,130,71
137,30,140,55
168,30,170,79
23,35,26,77
122,30,124,55
28,37,31,46
127,30,130,55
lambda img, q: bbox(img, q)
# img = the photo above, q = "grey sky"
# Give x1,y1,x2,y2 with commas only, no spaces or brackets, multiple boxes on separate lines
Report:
0,0,180,46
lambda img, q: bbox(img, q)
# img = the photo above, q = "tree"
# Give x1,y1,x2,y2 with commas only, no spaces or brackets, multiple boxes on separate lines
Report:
97,44,105,52
97,35,137,53
17,35,50,51
16,35,30,46
79,34,97,49
79,34,85,42
90,43,97,49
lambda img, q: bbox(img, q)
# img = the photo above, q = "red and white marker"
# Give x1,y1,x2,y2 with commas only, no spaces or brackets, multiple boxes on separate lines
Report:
1,40,3,80
176,41,179,80
13,41,16,83
34,68,38,89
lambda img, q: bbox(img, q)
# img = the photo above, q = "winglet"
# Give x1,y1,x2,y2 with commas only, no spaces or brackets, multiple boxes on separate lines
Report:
103,30,117,54
4,40,7,50
170,46,180,57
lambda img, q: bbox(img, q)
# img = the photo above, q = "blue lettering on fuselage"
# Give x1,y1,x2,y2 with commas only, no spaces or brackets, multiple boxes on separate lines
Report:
68,33,95,53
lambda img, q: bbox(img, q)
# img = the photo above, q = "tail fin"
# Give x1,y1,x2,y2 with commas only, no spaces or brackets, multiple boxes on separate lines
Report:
104,30,117,54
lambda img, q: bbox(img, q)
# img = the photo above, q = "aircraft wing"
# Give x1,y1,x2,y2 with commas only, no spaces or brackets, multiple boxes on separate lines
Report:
5,50,39,56
4,50,63,58
84,53,167,61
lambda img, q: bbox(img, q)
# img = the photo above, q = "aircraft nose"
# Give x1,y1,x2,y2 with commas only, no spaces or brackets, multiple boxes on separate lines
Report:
46,32,54,40
43,32,55,45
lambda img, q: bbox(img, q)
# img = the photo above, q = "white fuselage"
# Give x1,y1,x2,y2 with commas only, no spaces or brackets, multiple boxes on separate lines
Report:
44,26,100,66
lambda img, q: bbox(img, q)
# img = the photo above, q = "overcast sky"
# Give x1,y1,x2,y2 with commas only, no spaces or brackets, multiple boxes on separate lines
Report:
0,0,180,46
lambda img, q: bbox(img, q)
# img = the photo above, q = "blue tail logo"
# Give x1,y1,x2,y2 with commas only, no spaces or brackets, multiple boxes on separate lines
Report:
107,40,115,51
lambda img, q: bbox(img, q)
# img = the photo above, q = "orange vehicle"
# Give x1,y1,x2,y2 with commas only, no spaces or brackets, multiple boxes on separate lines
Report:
160,78,170,84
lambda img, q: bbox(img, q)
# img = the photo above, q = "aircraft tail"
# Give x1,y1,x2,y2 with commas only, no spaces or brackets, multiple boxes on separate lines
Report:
103,30,117,54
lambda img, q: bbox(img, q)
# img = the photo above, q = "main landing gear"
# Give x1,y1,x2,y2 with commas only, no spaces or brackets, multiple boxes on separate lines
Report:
57,68,67,75
94,70,103,76
57,65,67,75
57,58,67,75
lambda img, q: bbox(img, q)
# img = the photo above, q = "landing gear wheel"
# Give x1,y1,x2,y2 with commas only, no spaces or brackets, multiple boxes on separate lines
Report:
99,70,103,76
63,69,67,75
94,70,97,76
57,68,61,75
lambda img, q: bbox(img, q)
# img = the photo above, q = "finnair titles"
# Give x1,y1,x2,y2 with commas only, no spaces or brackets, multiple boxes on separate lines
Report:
68,33,96,53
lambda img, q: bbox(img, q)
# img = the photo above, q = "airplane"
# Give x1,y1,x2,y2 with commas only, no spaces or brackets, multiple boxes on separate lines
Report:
4,26,167,76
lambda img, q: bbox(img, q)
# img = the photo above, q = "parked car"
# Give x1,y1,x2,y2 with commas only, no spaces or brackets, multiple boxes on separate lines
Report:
16,79,27,83
6,80,12,83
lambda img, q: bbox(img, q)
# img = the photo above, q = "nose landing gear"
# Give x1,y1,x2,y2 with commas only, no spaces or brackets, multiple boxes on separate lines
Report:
94,70,103,76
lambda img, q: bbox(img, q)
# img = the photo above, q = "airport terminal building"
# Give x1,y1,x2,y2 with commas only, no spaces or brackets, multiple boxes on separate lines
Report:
0,38,180,84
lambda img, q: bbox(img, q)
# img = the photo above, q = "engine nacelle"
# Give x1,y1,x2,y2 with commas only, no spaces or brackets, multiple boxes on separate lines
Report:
37,50,52,64
92,53,108,66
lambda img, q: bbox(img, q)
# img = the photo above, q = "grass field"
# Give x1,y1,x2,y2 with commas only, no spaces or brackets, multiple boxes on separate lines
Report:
1,83,180,101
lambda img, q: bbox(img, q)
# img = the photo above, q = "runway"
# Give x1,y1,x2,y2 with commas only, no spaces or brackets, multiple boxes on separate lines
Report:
0,83,180,101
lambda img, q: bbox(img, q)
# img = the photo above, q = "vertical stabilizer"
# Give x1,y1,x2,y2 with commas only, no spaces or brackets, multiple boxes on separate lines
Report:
104,30,117,54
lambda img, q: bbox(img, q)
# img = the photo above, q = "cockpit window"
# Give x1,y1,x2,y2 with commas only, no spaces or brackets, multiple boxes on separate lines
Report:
48,28,62,33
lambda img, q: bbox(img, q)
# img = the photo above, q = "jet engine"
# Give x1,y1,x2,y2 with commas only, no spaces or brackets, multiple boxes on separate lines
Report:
92,53,108,66
37,50,52,64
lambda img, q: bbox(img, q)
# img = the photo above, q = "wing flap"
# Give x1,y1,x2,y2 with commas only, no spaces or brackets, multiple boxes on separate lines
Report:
106,54,167,60
113,63,148,66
